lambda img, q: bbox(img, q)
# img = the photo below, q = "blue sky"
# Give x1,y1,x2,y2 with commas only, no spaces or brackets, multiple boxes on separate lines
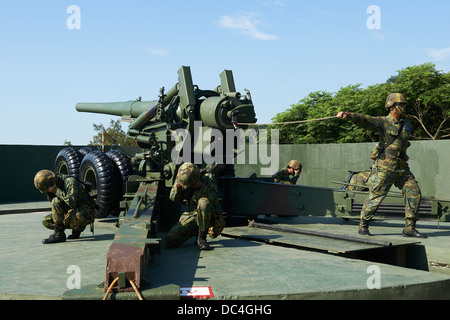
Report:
1,0,449,145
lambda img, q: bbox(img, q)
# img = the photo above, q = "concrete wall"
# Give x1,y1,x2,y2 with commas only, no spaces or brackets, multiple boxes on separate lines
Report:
1,140,448,203
0,145,137,203
234,140,450,200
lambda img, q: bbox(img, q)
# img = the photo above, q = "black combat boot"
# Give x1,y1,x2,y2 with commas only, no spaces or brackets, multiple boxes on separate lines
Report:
402,219,427,238
197,229,211,250
42,227,66,244
358,219,373,236
67,230,82,239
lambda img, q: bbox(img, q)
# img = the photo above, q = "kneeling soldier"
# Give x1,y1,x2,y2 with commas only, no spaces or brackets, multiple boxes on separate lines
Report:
165,163,225,250
34,170,95,244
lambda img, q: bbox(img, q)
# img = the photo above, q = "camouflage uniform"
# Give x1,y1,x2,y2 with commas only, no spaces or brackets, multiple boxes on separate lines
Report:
347,170,370,191
273,160,302,185
345,112,422,234
41,174,95,235
165,164,224,249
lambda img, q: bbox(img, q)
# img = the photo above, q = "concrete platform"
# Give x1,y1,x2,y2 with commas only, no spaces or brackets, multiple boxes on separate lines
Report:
1,202,450,300
0,210,116,299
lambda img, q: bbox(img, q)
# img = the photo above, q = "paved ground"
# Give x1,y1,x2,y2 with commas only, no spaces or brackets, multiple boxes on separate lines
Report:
1,202,450,300
0,210,116,299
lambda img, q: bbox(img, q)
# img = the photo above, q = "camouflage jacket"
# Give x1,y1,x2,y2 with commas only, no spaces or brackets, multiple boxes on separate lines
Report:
272,168,300,185
169,172,219,212
347,113,411,168
45,174,94,209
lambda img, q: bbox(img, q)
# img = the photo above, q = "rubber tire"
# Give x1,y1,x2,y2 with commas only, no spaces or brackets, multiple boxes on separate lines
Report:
106,150,133,196
54,147,83,179
79,150,120,218
79,147,95,157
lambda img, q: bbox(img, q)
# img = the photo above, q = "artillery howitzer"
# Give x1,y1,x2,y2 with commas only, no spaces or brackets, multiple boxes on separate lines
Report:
53,66,450,300
55,66,257,219
54,66,257,293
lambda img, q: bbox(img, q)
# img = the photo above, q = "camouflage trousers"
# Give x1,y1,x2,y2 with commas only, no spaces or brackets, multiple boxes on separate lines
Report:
361,164,421,222
347,170,370,191
164,198,224,248
42,197,95,232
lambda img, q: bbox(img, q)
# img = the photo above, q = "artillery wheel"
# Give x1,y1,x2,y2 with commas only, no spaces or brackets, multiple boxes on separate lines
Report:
106,150,133,196
79,150,120,218
79,147,95,157
54,147,83,179
106,150,133,216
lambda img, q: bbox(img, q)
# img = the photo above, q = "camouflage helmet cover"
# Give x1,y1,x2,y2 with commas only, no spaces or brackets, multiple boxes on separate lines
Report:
288,160,301,170
34,170,56,193
385,93,407,110
177,162,201,189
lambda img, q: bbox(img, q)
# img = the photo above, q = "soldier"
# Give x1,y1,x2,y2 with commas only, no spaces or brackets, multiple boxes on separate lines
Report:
272,160,302,185
337,93,426,238
165,162,225,250
34,170,96,244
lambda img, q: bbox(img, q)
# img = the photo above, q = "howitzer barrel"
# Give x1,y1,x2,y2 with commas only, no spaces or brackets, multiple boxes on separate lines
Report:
75,67,257,154
76,100,157,118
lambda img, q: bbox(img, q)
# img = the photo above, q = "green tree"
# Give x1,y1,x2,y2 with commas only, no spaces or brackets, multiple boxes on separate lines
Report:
270,91,333,144
89,119,135,147
390,63,450,140
271,63,449,144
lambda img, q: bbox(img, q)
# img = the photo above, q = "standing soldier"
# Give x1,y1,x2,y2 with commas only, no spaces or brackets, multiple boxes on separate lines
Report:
273,160,302,185
34,170,96,244
165,162,225,250
336,93,426,238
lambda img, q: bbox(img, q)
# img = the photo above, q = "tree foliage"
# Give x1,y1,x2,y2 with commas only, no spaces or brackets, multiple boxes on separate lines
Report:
271,63,450,144
89,119,135,146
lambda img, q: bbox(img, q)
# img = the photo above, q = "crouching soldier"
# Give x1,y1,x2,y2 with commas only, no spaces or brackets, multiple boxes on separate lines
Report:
34,170,95,244
165,163,225,250
273,160,302,185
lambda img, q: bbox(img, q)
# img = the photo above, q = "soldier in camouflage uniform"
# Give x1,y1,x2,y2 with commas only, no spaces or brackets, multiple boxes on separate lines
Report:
337,93,426,238
273,160,302,185
34,170,96,244
165,162,225,250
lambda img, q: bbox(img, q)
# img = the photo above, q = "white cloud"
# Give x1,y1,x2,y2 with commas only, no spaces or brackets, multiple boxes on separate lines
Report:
146,48,169,57
372,31,386,41
317,9,334,17
218,13,278,41
260,1,286,7
428,47,450,61
272,0,286,7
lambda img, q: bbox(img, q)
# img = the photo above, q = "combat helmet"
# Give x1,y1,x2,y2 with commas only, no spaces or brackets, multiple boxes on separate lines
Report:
177,162,201,189
34,170,56,193
385,93,407,110
288,160,302,171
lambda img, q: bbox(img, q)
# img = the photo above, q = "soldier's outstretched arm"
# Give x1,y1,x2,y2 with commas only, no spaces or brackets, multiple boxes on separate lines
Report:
336,111,381,131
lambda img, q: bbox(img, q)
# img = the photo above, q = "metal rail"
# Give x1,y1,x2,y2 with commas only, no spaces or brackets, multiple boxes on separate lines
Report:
248,220,392,247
